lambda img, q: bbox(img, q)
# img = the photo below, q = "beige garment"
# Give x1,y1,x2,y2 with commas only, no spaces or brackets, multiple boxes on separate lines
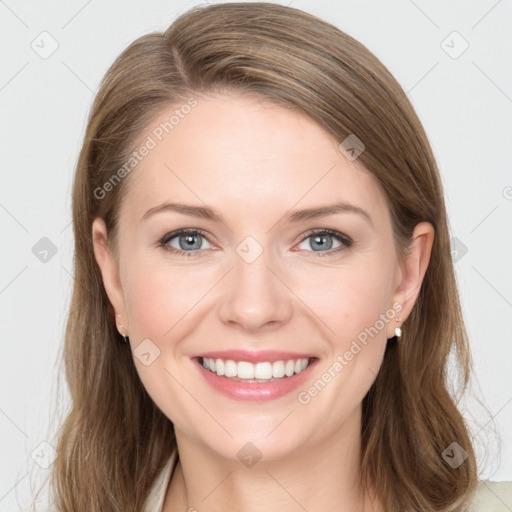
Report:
144,448,512,511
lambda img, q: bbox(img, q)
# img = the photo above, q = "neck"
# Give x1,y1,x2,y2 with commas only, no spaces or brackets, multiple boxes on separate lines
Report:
163,409,383,512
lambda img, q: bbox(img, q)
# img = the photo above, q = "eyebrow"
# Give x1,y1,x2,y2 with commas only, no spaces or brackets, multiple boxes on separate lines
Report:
141,201,373,228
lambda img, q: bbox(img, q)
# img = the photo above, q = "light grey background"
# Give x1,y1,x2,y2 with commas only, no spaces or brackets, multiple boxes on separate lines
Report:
1,0,511,509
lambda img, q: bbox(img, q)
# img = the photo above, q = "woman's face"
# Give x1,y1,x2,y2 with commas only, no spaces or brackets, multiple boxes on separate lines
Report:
93,92,431,461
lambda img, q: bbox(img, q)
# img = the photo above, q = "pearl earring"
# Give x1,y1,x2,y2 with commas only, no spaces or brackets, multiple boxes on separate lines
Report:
394,318,402,338
116,313,129,343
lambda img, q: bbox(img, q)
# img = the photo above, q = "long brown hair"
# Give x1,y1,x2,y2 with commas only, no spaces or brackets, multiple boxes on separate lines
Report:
46,2,477,510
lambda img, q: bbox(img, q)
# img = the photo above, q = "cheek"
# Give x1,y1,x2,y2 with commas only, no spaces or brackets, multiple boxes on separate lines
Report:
121,258,213,428
123,257,209,343
292,255,395,350
292,260,394,424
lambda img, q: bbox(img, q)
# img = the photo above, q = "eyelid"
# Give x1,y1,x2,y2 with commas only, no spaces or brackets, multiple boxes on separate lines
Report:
158,228,215,250
293,228,353,255
157,228,353,256
296,228,351,244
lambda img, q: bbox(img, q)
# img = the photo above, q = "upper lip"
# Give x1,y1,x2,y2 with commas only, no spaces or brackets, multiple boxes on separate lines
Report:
195,350,315,364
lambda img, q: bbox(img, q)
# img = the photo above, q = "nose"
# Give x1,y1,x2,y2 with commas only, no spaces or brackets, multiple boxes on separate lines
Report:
217,245,293,333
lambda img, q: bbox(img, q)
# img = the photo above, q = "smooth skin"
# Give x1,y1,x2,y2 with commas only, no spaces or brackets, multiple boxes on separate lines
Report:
93,93,434,512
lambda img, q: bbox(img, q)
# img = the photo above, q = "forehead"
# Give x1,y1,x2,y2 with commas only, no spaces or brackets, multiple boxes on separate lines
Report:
120,93,389,226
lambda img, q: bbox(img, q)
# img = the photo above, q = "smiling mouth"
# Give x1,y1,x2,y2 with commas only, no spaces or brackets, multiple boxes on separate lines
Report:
198,356,316,383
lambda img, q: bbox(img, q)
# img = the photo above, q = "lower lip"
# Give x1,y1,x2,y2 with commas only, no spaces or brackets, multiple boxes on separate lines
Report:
194,358,318,402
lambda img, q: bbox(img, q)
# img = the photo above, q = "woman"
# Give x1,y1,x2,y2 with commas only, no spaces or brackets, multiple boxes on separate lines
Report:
44,2,510,511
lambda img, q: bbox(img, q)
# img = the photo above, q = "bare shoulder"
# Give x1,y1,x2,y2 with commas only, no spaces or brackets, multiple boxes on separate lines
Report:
468,481,512,511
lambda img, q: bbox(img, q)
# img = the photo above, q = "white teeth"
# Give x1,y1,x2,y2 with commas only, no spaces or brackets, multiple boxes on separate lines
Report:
272,361,285,378
237,361,254,379
201,357,311,381
254,362,272,379
224,360,237,378
215,358,225,376
285,360,295,377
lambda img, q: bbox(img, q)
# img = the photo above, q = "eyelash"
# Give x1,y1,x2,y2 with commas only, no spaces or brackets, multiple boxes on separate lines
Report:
157,228,353,258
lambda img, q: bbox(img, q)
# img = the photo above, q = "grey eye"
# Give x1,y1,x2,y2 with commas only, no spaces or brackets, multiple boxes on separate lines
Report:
297,233,342,252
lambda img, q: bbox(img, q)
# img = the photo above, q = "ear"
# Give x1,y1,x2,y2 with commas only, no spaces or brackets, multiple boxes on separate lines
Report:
92,217,128,334
387,222,435,338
